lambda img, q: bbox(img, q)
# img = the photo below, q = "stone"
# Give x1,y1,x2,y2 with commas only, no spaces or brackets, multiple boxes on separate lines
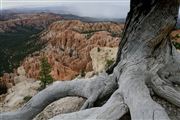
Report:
33,97,85,120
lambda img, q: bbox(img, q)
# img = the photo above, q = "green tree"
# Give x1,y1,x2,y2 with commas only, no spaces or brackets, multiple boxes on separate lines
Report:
39,57,53,89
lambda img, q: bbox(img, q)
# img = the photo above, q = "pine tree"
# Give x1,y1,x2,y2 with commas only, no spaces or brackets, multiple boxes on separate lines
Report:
39,57,53,89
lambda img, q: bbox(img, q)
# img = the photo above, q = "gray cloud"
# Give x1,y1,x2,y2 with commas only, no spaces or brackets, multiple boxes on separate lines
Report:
3,0,130,18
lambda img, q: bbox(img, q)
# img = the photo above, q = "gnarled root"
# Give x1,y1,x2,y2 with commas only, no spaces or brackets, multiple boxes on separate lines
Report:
150,61,180,108
46,65,173,120
0,73,118,120
50,89,128,120
118,67,170,120
151,74,180,108
157,62,180,85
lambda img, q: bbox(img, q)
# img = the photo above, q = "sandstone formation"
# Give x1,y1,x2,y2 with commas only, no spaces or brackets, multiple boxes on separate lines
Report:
22,20,123,80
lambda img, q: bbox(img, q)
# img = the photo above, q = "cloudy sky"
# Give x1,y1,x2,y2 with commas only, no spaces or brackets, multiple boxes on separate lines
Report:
1,0,130,18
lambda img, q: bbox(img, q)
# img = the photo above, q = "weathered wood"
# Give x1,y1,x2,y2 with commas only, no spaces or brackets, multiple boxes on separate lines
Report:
151,74,180,108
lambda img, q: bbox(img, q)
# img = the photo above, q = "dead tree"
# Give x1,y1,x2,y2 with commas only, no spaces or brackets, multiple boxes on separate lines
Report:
1,0,180,119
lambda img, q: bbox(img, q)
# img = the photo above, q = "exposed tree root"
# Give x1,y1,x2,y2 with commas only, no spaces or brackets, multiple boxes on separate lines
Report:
0,73,118,120
157,61,180,85
50,89,128,120
118,65,170,120
151,74,180,108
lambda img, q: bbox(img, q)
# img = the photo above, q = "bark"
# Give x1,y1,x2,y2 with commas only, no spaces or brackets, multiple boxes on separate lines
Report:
118,68,169,120
0,0,180,120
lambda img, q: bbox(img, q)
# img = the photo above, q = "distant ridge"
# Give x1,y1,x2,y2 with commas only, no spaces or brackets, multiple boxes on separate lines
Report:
1,8,126,23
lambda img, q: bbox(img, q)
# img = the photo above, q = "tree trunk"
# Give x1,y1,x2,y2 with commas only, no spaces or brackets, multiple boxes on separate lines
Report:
0,0,180,120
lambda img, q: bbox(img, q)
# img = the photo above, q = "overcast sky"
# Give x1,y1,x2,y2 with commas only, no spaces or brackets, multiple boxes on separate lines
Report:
2,0,130,18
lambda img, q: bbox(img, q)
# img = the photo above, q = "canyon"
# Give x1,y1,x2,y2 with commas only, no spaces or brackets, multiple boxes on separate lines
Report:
0,12,180,95
21,20,123,80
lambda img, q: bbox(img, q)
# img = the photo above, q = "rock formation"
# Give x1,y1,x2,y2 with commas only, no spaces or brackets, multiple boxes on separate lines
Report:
22,20,123,80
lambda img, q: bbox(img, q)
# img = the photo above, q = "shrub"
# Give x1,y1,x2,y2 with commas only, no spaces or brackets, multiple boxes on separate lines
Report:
111,31,122,37
97,47,101,52
173,42,180,49
23,96,32,102
85,32,94,39
80,69,86,77
111,32,118,37
175,34,180,38
105,59,115,69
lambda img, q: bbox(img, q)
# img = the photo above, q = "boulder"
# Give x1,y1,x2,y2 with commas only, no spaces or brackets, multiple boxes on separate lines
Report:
34,97,85,120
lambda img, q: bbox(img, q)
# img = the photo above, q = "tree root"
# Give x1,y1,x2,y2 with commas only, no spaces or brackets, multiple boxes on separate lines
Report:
157,62,180,85
49,66,174,120
0,73,118,120
118,67,170,120
0,65,177,120
1,63,178,120
50,89,128,120
151,74,180,108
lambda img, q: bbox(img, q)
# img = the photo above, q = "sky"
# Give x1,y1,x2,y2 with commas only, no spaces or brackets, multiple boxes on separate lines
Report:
1,0,130,18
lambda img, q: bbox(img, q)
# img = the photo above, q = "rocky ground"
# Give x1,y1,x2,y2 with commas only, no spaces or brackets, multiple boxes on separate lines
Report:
21,20,123,80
